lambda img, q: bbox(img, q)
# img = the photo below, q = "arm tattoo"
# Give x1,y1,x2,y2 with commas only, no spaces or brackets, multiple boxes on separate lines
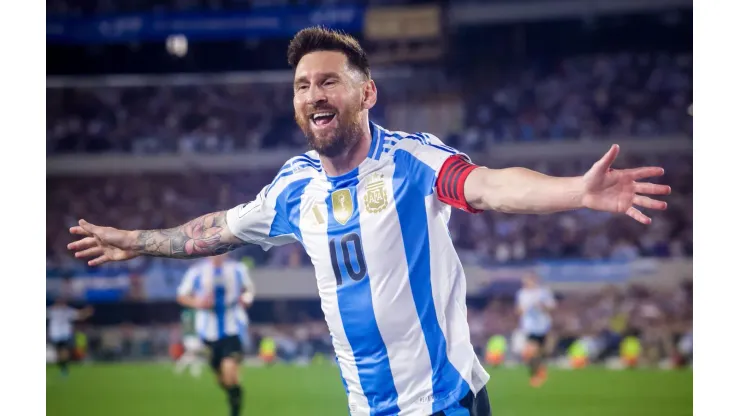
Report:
133,211,245,259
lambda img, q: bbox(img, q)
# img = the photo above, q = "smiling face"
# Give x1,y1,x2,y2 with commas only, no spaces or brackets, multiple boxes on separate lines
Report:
293,50,373,158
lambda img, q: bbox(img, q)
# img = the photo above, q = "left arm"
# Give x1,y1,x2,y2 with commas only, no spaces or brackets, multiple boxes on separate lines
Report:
460,145,671,224
464,167,585,214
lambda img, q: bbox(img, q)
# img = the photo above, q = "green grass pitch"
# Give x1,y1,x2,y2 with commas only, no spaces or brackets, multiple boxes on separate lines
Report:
47,363,692,416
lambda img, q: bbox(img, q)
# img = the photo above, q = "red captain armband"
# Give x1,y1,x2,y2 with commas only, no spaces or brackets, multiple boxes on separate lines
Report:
435,155,482,214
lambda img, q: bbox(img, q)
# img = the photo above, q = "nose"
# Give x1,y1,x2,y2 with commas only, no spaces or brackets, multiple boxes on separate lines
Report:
307,84,327,106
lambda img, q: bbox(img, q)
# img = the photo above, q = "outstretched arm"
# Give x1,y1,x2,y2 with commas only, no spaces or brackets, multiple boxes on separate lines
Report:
133,211,245,258
463,145,671,224
68,211,247,266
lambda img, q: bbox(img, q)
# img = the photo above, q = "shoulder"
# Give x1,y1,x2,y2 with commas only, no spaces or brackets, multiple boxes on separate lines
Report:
264,152,323,200
379,127,439,158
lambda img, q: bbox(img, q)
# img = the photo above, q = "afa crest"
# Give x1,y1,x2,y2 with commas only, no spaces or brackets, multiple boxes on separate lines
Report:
364,173,389,214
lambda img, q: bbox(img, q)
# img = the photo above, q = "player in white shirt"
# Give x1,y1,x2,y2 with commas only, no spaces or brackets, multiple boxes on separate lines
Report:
68,27,670,416
516,273,556,387
176,253,254,416
46,297,93,377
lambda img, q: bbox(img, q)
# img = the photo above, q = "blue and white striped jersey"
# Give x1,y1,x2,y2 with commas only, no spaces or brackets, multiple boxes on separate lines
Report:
226,122,489,415
516,286,556,336
177,259,252,342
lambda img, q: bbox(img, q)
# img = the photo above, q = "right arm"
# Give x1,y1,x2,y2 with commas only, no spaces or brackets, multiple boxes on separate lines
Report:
69,180,300,266
68,211,246,266
133,211,245,259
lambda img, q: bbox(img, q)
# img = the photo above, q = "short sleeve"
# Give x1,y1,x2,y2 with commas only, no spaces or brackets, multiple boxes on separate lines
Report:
394,132,469,176
391,133,481,213
177,266,199,297
226,185,299,251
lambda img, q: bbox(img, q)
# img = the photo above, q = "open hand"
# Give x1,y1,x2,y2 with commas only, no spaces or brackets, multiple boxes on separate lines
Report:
582,145,671,224
68,219,139,266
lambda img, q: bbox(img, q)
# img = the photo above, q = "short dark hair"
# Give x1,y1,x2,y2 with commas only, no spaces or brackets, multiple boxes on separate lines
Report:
287,26,370,78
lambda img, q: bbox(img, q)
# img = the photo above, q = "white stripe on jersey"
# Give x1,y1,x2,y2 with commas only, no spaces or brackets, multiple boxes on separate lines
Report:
426,195,490,393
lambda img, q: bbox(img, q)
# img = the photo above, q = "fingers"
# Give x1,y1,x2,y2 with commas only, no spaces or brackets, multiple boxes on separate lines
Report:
67,237,97,251
633,195,668,211
624,167,665,180
626,207,651,225
635,182,671,196
88,254,110,267
78,219,101,234
74,246,104,259
594,144,620,173
69,226,92,237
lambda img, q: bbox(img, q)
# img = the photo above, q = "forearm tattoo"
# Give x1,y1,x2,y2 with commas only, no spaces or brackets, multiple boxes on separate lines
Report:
134,211,245,259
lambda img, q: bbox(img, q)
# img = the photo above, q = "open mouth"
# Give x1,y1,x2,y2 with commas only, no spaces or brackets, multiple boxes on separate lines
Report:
310,112,336,127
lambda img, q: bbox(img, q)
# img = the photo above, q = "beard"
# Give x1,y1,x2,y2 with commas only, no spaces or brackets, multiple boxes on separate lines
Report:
295,102,364,158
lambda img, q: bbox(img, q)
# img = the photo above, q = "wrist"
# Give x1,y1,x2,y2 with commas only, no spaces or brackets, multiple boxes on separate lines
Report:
129,230,145,254
570,176,587,210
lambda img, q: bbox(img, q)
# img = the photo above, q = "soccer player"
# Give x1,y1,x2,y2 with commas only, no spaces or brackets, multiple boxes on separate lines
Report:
516,272,556,387
67,27,670,416
176,253,253,416
46,297,93,377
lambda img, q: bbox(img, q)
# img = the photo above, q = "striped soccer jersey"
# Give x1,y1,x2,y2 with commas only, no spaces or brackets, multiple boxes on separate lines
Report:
177,259,252,342
226,122,489,415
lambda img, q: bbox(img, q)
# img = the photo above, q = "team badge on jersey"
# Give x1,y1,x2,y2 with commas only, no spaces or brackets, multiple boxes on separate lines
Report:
331,189,353,225
364,173,389,214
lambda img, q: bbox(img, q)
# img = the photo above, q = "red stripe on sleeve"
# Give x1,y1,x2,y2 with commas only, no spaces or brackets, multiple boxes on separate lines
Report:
436,155,482,213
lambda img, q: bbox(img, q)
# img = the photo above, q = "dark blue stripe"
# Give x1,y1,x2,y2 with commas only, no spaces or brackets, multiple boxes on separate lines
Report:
393,150,470,413
291,156,322,169
192,274,202,293
213,267,226,339
367,122,380,160
373,127,386,160
410,133,429,144
269,177,312,242
327,184,400,415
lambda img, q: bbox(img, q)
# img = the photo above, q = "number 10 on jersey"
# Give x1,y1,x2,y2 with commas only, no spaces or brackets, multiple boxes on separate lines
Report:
329,233,367,286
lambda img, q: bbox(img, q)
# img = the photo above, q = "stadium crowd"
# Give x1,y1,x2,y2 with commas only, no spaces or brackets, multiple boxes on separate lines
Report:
47,52,692,155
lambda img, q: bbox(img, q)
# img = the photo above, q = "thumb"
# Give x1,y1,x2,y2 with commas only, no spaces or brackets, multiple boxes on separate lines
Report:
594,144,620,173
78,219,100,234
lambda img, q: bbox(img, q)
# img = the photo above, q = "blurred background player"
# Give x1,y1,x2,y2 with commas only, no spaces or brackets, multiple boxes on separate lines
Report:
176,253,253,416
174,306,205,377
516,273,556,387
46,297,93,377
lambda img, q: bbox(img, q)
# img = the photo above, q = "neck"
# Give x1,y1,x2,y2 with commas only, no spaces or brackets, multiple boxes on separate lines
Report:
320,116,372,177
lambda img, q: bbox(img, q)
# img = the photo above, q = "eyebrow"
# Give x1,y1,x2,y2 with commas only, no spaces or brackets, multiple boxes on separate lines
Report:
293,72,341,87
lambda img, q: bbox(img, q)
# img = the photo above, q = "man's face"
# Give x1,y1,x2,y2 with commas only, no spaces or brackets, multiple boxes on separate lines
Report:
523,274,538,288
293,51,367,157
